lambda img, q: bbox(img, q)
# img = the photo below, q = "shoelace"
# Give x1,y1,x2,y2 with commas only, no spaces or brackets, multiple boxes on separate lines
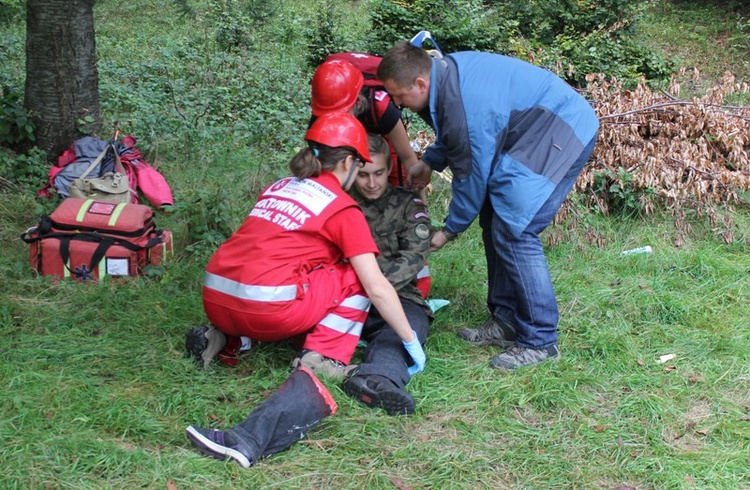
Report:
328,358,346,368
505,345,525,356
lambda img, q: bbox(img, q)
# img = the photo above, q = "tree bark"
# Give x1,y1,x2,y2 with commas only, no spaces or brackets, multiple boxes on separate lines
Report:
24,0,101,163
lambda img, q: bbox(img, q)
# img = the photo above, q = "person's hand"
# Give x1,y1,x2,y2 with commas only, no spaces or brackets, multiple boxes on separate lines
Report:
430,230,451,252
402,330,426,376
406,160,432,189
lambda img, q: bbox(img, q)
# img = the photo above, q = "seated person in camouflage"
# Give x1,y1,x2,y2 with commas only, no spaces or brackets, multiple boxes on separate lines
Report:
343,134,433,415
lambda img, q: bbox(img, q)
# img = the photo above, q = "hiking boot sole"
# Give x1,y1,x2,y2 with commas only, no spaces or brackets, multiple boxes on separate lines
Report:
185,326,209,368
342,377,415,416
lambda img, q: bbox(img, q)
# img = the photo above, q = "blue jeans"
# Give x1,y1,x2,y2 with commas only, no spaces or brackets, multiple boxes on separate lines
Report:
479,137,596,349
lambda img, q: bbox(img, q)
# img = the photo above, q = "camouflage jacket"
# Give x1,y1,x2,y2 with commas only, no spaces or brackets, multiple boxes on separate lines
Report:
350,185,432,313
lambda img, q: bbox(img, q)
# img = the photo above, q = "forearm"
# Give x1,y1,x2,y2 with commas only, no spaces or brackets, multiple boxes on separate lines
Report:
420,143,448,172
387,122,419,171
350,253,417,343
368,282,416,343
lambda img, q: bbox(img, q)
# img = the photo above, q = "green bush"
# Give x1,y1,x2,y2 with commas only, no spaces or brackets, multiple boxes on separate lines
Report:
98,35,309,154
171,0,277,52
211,0,255,52
0,82,34,148
536,29,674,86
368,0,672,85
304,0,345,67
498,0,643,44
368,0,508,55
175,186,240,256
208,0,277,52
592,167,655,217
0,34,34,150
0,0,23,25
303,0,371,67
0,146,48,192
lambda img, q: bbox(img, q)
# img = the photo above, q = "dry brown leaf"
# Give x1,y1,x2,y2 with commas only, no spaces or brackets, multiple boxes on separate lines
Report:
390,477,413,490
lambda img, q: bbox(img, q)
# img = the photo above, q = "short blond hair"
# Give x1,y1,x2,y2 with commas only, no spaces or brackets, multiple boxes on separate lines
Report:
368,134,391,171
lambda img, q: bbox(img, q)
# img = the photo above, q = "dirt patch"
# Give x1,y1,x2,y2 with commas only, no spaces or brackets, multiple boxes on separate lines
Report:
662,398,712,452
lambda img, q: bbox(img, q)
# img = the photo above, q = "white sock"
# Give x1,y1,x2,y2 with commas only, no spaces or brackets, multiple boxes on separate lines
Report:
240,336,252,352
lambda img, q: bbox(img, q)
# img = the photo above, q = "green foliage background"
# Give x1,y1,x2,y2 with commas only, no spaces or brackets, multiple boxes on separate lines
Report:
366,0,674,85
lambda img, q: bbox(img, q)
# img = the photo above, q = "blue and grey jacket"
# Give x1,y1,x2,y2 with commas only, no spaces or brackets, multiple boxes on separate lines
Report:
420,52,599,237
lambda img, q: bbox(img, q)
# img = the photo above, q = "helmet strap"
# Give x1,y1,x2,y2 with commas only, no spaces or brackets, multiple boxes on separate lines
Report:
340,155,359,190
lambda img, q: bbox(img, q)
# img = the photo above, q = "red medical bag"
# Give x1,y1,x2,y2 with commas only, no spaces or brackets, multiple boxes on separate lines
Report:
22,198,172,281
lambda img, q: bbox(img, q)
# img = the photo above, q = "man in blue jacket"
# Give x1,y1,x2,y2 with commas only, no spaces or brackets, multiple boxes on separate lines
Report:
378,43,599,370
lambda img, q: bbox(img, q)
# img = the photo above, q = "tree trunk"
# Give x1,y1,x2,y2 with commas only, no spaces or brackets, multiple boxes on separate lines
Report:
24,0,101,163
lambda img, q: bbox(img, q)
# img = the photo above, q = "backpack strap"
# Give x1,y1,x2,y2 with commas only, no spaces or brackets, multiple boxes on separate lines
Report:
77,144,111,180
112,143,126,174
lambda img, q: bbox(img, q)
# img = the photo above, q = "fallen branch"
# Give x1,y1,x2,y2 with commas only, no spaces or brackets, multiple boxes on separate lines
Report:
599,101,693,120
600,100,750,121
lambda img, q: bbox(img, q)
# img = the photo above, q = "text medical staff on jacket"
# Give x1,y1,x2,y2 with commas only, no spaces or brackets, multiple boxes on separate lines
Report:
377,43,599,371
190,112,426,379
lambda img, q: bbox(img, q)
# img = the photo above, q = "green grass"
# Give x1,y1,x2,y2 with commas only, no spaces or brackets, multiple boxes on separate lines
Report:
638,0,750,99
2,188,749,488
1,0,750,488
0,200,750,488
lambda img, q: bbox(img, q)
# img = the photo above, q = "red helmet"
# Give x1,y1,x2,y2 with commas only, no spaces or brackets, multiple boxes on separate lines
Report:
311,59,364,116
305,112,372,162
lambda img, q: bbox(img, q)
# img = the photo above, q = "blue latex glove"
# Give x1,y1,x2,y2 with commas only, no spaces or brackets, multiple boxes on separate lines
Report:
402,330,426,376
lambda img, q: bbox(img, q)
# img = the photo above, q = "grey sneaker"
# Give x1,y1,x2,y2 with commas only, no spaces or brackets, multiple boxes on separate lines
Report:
185,325,226,369
457,317,516,347
490,344,561,371
291,350,348,379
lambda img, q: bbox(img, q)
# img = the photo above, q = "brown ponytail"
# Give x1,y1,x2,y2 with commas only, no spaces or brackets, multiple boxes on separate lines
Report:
289,145,357,180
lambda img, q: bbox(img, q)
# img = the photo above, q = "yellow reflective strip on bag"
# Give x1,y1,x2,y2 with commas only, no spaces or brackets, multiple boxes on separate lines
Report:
76,199,95,222
99,257,106,278
107,203,127,227
64,259,70,278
